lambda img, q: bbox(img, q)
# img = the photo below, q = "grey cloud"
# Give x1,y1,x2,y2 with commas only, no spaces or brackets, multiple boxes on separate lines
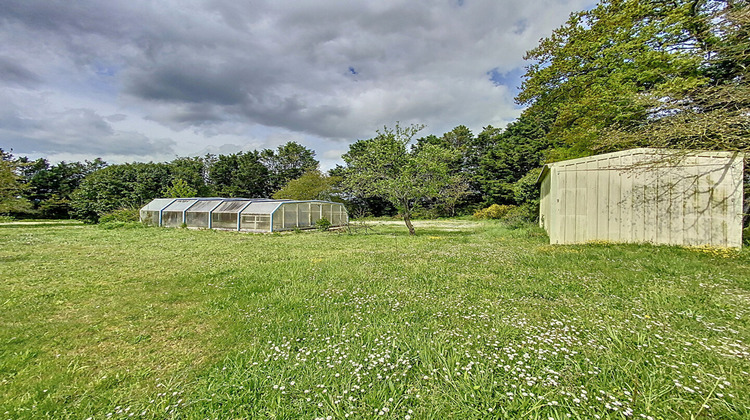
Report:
105,114,128,122
0,106,175,156
0,57,41,87
1,0,594,161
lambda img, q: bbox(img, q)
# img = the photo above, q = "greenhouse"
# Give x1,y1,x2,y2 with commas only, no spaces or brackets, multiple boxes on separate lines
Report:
140,198,348,232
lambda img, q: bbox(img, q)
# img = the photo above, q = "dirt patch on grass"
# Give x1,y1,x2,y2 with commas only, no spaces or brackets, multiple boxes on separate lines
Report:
370,220,482,231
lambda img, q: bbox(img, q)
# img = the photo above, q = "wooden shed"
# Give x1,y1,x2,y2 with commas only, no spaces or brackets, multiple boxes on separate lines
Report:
537,148,745,247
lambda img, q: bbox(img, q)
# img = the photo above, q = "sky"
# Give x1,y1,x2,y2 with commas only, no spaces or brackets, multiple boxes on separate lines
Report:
0,0,593,170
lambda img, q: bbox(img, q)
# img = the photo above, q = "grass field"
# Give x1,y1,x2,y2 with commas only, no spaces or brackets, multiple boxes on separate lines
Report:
1,220,749,419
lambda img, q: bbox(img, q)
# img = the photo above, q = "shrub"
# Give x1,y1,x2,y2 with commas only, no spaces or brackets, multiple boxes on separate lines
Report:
99,207,140,224
315,217,332,231
473,202,538,229
473,204,516,220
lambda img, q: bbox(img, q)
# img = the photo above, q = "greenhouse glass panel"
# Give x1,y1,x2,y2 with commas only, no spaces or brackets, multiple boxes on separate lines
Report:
299,203,311,227
322,203,333,223
331,204,343,225
272,207,284,231
185,200,222,228
211,200,250,230
161,199,197,227
141,210,159,225
310,203,321,224
283,203,298,229
213,200,251,213
241,201,282,215
211,212,238,230
241,214,271,231
140,198,175,226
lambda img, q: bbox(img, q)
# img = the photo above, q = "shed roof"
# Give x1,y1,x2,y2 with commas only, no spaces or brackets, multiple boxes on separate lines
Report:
535,148,744,184
140,198,344,215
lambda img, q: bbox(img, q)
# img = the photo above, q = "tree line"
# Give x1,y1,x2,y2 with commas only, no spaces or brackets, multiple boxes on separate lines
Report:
2,0,748,232
1,119,548,226
0,142,318,223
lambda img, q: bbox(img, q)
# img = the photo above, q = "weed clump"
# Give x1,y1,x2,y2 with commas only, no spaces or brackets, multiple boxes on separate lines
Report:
473,204,516,220
315,217,332,231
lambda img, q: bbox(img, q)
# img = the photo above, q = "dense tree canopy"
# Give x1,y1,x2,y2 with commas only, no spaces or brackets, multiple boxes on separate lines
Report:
272,170,341,201
261,142,319,193
16,157,106,218
518,0,749,156
208,151,270,198
70,162,172,222
0,149,31,215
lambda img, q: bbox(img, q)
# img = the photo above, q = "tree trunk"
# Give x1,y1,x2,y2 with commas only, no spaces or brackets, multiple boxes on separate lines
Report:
403,211,416,235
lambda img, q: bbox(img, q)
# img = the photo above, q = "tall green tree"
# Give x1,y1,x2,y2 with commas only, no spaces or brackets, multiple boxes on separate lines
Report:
261,142,318,193
413,126,477,214
0,149,31,215
341,124,460,235
168,157,211,196
601,3,750,152
163,179,198,198
209,151,270,198
475,115,553,204
517,0,723,156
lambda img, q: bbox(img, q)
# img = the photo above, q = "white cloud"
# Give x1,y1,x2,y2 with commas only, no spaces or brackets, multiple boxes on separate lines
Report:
0,0,594,166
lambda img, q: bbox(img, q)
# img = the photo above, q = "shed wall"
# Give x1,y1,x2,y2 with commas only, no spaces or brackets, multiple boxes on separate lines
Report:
540,149,744,247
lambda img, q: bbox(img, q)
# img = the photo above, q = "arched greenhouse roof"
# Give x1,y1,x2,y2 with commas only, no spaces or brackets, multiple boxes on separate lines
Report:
140,198,348,232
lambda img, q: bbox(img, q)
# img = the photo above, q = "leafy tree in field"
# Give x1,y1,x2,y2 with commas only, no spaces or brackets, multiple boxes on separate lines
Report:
341,123,460,235
0,149,31,214
414,126,476,214
209,151,270,198
261,142,318,193
517,0,732,156
272,170,341,201
328,165,396,217
70,162,171,223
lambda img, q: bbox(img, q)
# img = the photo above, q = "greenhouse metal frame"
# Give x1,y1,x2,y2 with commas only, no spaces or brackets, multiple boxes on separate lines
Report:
140,198,348,232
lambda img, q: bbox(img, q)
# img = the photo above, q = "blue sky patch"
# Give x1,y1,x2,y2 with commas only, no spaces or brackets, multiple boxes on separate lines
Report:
487,67,525,92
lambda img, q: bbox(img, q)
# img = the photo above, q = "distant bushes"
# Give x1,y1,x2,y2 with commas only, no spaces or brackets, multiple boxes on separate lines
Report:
99,208,140,223
473,203,538,229
473,204,516,220
97,208,144,229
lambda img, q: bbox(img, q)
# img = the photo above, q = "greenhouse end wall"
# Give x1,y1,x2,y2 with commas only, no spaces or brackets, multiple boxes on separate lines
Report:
140,198,348,232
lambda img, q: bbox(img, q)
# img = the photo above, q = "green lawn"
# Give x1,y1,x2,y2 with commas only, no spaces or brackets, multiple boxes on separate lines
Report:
0,221,748,419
